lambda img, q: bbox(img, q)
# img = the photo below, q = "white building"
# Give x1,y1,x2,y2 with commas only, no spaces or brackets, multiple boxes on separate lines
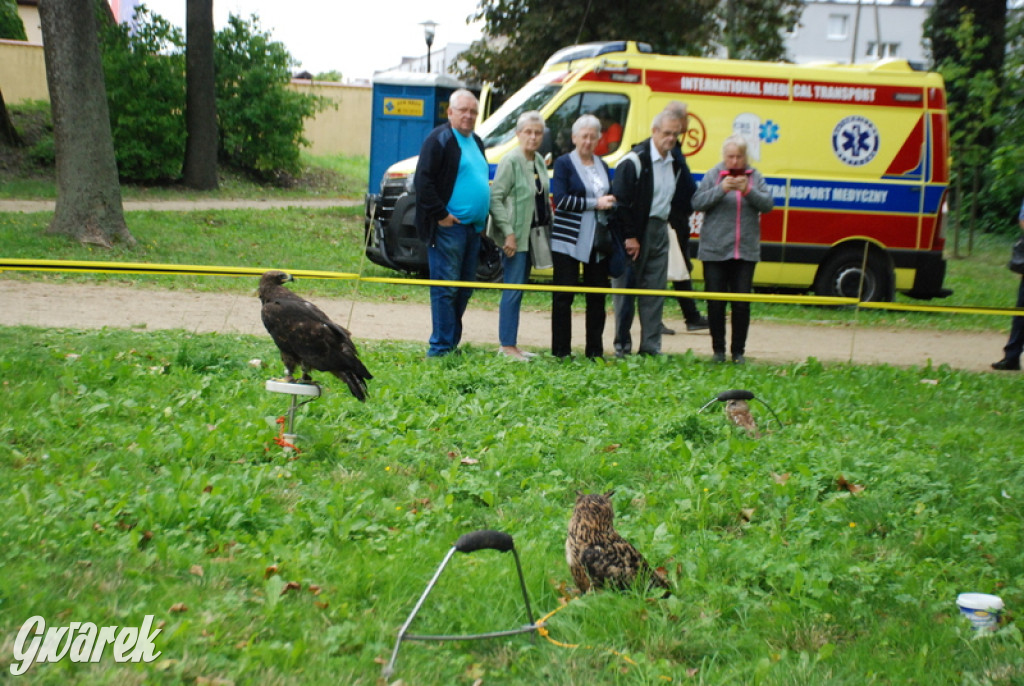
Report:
381,43,471,77
785,0,932,69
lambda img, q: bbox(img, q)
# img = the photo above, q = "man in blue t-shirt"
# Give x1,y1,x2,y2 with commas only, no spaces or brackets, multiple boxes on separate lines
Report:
414,89,490,357
991,197,1024,371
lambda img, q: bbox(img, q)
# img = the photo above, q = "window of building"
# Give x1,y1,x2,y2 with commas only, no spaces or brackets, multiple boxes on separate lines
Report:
866,41,901,58
827,14,849,40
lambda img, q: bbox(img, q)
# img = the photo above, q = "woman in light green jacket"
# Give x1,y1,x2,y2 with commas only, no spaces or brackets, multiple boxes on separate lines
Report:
490,111,550,361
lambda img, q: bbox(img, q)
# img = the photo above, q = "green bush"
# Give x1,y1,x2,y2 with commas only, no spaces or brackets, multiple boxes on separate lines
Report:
99,6,186,182
215,14,327,181
28,135,54,166
0,0,26,41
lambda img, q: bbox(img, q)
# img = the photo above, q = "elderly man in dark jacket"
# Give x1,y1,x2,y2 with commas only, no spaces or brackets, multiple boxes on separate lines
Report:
414,89,490,357
610,107,696,356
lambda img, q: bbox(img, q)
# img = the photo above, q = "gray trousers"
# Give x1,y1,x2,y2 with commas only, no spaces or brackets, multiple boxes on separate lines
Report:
612,217,669,355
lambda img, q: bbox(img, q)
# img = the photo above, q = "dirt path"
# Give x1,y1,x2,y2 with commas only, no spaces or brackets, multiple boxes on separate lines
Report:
0,197,1007,372
0,280,1006,373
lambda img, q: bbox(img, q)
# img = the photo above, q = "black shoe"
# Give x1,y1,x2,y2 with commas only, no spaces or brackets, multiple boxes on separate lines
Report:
659,323,676,336
712,352,726,363
992,358,1021,371
732,354,746,365
686,316,709,332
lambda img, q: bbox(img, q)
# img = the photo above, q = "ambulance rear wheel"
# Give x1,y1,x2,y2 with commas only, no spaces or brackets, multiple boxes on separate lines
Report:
814,246,894,302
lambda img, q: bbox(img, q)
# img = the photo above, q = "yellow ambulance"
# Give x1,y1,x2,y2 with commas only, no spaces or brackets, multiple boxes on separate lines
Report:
366,41,951,301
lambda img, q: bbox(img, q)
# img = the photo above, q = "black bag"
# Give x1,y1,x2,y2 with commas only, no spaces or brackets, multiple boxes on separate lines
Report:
593,214,613,256
594,211,628,278
477,233,504,281
1010,237,1024,275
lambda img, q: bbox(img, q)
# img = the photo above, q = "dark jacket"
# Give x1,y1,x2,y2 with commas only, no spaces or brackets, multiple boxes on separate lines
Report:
611,139,696,242
413,122,487,245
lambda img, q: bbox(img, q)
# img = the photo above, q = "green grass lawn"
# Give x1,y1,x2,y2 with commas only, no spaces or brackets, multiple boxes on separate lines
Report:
1,154,1023,683
0,327,1021,683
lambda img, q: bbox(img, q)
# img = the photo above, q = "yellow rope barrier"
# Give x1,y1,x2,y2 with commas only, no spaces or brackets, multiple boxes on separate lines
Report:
1,257,1021,317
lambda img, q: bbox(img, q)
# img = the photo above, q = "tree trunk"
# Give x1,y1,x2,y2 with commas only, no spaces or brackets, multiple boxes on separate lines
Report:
38,0,133,248
0,89,21,147
182,0,218,190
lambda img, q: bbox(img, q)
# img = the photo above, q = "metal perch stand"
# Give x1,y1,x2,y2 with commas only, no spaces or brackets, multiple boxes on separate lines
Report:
264,379,322,447
383,529,539,680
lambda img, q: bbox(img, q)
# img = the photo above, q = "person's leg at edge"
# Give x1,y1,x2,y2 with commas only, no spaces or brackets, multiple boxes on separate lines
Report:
995,275,1024,369
672,228,705,326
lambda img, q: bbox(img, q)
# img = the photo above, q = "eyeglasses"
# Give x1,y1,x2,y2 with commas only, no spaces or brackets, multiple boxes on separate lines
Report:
452,107,478,115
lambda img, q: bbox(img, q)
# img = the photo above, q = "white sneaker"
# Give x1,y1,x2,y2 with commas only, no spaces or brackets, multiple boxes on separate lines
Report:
498,347,530,361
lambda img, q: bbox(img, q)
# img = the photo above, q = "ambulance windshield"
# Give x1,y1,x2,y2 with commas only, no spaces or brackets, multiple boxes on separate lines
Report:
477,74,564,149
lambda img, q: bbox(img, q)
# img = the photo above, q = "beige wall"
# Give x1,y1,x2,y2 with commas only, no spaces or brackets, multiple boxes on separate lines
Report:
0,40,371,158
0,39,48,103
288,80,371,157
17,5,43,45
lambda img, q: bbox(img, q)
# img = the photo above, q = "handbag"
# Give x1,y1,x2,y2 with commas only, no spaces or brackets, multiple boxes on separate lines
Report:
666,225,689,281
530,221,553,270
593,212,613,256
1010,237,1024,275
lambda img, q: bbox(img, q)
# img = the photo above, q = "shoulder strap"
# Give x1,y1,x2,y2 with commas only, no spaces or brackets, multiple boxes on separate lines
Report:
620,150,641,178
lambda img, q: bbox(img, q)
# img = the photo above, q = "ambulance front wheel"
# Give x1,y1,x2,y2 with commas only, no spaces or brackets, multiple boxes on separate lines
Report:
813,246,894,302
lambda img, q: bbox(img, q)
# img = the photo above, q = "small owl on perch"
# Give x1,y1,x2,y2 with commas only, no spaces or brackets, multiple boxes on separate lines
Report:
725,398,759,437
565,491,670,595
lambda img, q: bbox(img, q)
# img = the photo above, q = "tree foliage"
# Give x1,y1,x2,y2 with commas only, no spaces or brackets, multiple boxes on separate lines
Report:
458,0,804,93
717,0,804,61
926,1,1017,235
214,14,327,180
459,0,719,93
99,6,186,182
0,0,26,40
988,6,1024,228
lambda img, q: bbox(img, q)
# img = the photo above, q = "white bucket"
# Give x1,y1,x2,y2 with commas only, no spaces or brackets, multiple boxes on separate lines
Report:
956,593,1004,632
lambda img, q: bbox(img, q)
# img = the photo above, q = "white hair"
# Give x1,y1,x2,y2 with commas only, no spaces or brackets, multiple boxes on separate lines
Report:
449,89,478,109
516,110,545,131
572,114,601,136
652,108,685,131
722,134,748,154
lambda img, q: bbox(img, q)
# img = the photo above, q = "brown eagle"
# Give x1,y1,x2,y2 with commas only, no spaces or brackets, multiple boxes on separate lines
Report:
566,490,670,596
258,270,372,401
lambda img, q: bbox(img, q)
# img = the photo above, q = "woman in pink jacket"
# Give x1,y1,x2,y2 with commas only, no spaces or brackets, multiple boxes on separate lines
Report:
692,135,774,364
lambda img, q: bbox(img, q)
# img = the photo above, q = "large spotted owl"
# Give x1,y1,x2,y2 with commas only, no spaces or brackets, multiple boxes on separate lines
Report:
565,491,670,595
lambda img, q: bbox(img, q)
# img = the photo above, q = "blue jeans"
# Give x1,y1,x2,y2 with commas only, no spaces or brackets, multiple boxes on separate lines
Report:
499,250,531,347
427,224,480,357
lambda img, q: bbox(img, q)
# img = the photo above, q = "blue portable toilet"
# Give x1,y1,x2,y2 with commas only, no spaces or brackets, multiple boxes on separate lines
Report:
368,71,465,193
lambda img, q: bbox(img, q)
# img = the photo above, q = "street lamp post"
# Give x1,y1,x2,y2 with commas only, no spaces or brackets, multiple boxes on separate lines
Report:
420,20,438,73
